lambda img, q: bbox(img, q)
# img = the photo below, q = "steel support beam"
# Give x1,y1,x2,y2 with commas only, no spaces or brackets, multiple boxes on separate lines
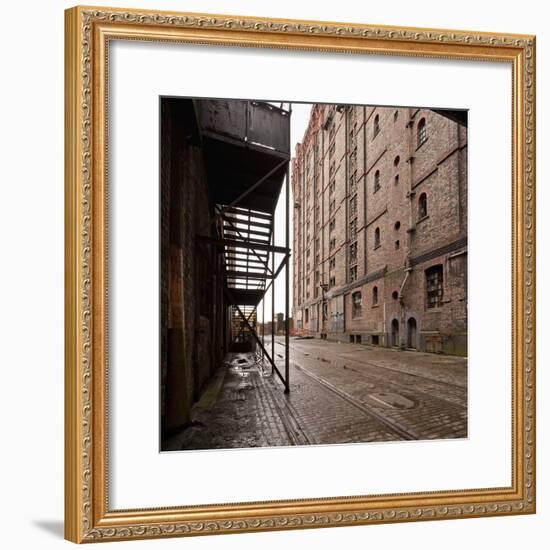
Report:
198,235,289,254
224,288,287,388
284,150,290,394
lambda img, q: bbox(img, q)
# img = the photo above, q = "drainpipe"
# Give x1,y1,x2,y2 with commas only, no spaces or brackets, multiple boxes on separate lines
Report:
398,266,412,350
383,300,386,346
400,107,416,350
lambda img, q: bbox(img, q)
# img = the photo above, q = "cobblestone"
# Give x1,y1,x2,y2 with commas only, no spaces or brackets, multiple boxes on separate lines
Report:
165,338,467,451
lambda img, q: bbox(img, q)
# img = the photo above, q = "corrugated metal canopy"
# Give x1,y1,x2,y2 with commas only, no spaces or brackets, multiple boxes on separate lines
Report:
196,99,291,215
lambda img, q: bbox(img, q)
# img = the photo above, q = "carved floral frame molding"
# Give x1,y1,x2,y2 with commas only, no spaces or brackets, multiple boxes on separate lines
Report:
65,5,536,543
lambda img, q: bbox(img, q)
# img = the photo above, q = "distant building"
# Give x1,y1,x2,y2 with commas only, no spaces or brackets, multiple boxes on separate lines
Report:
276,312,285,334
292,105,467,355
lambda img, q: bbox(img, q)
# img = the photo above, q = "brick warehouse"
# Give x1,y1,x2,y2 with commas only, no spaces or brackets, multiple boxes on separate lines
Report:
292,105,468,355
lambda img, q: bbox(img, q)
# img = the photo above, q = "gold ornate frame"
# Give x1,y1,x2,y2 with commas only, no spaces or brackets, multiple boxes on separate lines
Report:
64,5,536,543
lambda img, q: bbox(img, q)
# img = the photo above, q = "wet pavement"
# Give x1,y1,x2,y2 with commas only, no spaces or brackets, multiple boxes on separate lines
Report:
164,337,467,451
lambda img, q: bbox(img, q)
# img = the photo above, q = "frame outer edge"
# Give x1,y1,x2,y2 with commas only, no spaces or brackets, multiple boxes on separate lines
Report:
65,6,84,544
65,6,536,542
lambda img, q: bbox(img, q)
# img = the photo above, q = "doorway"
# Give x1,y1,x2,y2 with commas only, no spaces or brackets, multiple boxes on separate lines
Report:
407,317,417,349
391,319,399,347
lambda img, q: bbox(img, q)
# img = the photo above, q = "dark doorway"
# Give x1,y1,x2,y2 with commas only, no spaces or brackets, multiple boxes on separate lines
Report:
407,317,417,349
391,319,399,347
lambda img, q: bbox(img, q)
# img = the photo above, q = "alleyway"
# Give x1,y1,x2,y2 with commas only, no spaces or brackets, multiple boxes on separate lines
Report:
164,337,467,451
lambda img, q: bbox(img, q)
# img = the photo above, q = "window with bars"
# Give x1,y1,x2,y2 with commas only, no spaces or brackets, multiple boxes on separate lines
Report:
329,120,335,143
417,117,427,147
349,241,357,264
329,238,336,251
374,170,381,192
329,257,336,270
349,194,357,216
349,265,357,283
329,276,336,288
349,170,357,194
347,105,357,128
374,227,381,248
348,148,357,172
373,114,380,138
426,264,444,308
352,291,362,318
349,217,357,240
329,219,336,232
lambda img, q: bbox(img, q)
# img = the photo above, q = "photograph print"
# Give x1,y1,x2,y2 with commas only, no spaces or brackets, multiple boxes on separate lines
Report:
159,97,468,452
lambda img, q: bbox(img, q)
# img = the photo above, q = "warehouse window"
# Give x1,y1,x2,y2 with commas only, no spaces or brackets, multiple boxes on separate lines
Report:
417,117,427,147
374,170,381,192
373,114,380,138
372,286,379,305
426,264,444,308
418,192,428,219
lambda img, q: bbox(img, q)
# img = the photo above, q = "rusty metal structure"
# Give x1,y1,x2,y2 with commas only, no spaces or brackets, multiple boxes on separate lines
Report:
195,99,292,392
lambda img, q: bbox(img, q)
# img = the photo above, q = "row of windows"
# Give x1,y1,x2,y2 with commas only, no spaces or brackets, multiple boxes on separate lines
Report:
349,264,443,319
302,193,428,283
373,112,428,148
317,111,427,178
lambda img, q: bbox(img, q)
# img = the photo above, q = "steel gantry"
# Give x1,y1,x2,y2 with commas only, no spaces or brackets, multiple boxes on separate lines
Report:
195,99,292,393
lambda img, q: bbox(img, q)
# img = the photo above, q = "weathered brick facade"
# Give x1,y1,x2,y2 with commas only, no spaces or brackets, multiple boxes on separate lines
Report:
292,105,467,356
160,99,230,440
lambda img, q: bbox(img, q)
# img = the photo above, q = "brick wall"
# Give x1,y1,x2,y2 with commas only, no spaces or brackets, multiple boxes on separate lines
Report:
293,105,467,355
161,99,229,440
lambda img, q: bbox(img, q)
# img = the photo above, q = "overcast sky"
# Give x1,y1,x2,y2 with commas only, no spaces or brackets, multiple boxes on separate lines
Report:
258,102,311,321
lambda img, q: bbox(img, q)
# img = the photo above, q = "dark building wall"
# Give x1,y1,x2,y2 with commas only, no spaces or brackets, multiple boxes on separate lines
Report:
160,99,228,440
292,104,467,356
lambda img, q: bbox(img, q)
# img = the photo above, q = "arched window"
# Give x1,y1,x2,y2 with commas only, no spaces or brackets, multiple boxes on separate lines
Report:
417,117,427,147
394,155,400,167
418,192,428,219
374,227,380,248
372,286,379,305
373,114,380,138
374,170,381,192
394,220,401,231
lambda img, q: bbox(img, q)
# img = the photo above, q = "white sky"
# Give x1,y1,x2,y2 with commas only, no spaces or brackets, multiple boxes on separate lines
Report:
258,102,311,322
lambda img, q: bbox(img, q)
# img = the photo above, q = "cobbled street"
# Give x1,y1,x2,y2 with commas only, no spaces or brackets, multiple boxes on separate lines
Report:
165,337,467,451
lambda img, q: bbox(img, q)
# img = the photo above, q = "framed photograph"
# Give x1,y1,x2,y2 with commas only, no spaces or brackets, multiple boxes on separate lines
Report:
65,5,536,543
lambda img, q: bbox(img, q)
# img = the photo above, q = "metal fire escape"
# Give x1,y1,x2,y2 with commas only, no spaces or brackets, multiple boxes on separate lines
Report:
195,99,292,393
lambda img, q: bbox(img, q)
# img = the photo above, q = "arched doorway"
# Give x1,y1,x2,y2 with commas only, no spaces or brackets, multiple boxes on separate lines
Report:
391,319,399,347
407,317,417,349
